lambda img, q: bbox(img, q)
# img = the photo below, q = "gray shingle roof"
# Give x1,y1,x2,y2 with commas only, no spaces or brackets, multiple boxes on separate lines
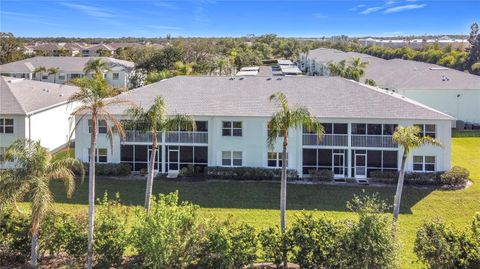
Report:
0,56,134,73
105,76,453,121
308,48,480,90
0,76,78,115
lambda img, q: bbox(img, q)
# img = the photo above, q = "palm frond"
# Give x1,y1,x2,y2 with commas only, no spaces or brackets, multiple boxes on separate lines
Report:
164,113,196,132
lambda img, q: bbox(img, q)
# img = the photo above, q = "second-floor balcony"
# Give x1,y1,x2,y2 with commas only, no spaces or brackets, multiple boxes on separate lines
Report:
124,130,208,144
303,134,348,147
351,135,397,148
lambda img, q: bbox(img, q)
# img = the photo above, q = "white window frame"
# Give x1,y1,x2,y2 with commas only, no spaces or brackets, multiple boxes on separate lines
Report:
267,152,287,168
88,119,107,134
0,118,14,134
221,151,242,167
415,124,436,138
222,121,242,137
89,148,108,163
413,155,436,172
112,73,119,80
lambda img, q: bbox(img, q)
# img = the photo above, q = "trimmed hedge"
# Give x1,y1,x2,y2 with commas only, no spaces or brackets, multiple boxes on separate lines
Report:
81,163,132,177
370,170,443,185
308,169,334,182
205,166,299,181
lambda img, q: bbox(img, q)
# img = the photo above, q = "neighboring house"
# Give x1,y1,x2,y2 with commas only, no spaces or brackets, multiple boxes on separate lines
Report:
74,76,453,180
0,76,79,168
0,56,135,89
81,44,115,57
300,48,480,124
25,42,84,56
358,36,468,49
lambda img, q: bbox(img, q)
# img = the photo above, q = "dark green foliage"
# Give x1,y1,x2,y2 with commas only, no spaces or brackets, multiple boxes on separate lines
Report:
414,213,480,269
94,193,129,268
370,170,444,185
205,166,299,181
0,32,29,64
440,166,470,186
81,163,131,176
259,226,284,269
308,169,334,181
137,46,184,72
0,212,30,263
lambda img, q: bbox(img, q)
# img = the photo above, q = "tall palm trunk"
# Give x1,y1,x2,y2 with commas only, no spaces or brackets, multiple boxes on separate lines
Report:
145,131,157,212
87,111,97,269
280,132,288,269
393,149,408,230
30,218,39,267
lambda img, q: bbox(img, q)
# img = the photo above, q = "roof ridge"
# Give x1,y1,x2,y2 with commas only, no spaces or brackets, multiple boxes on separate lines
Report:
1,77,28,114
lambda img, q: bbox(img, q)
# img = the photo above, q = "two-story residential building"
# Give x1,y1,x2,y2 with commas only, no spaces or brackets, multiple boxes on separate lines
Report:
300,48,480,125
0,76,79,168
74,76,453,180
0,56,135,89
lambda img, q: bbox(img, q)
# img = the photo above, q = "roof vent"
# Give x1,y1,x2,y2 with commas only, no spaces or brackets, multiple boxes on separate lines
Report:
276,77,283,80
59,93,64,97
238,77,244,80
266,77,272,81
229,77,235,80
430,67,449,70
442,75,450,81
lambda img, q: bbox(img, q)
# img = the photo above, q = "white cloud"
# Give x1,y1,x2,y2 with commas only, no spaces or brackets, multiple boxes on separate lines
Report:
349,4,366,11
383,4,426,13
61,3,113,18
360,6,383,14
313,13,328,19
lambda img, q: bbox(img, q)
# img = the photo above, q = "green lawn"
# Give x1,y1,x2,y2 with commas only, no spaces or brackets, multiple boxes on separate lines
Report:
23,137,480,268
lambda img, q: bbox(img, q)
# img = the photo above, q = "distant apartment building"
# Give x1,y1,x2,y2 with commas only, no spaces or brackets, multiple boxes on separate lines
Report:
0,56,135,89
0,77,79,168
300,48,480,125
358,36,469,49
74,76,453,180
235,60,302,76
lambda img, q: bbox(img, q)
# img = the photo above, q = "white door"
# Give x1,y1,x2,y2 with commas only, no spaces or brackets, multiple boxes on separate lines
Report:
332,153,345,178
168,149,180,172
354,154,367,178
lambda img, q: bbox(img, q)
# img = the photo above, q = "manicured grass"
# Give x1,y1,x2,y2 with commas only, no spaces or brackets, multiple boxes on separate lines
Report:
21,137,480,269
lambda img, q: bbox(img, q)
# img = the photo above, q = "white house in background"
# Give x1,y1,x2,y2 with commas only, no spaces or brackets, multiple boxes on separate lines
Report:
0,77,79,168
81,44,115,57
300,48,480,125
0,56,135,89
74,76,453,180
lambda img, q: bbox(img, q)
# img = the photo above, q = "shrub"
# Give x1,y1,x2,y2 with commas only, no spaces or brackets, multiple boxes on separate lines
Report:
308,169,334,182
414,214,480,269
205,166,299,181
81,163,132,176
287,213,341,268
0,212,30,264
259,226,285,269
338,194,397,269
229,223,258,269
130,192,202,269
94,193,129,268
370,170,443,185
440,166,470,186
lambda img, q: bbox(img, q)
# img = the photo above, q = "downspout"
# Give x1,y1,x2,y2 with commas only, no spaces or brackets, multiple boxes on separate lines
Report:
28,115,32,140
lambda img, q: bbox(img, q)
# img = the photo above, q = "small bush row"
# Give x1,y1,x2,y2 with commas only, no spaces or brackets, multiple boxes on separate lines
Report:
205,166,299,181
80,163,132,177
369,166,470,186
308,169,334,181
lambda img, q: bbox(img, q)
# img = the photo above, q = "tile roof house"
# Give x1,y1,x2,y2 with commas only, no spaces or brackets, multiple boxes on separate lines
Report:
300,48,480,124
0,56,135,89
74,75,453,181
0,77,80,168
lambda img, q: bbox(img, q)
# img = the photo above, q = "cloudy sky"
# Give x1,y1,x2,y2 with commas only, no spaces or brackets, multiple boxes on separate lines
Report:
1,0,478,37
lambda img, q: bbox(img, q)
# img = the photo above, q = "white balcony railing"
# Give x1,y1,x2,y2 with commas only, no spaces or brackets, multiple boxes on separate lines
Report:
165,131,208,144
351,135,397,148
303,134,348,146
125,131,161,143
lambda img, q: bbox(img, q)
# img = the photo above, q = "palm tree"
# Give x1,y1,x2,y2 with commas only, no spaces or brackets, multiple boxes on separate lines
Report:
392,125,442,228
267,92,324,268
327,60,347,77
68,74,127,269
125,96,196,212
33,66,47,81
47,67,60,83
348,57,369,81
0,139,83,268
173,61,194,75
83,58,111,78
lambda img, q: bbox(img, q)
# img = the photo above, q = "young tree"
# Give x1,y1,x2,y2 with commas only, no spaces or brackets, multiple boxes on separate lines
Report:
467,22,480,74
47,67,60,83
68,73,127,269
0,32,27,64
0,139,83,267
392,126,442,228
33,66,47,81
125,96,196,212
267,92,324,268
